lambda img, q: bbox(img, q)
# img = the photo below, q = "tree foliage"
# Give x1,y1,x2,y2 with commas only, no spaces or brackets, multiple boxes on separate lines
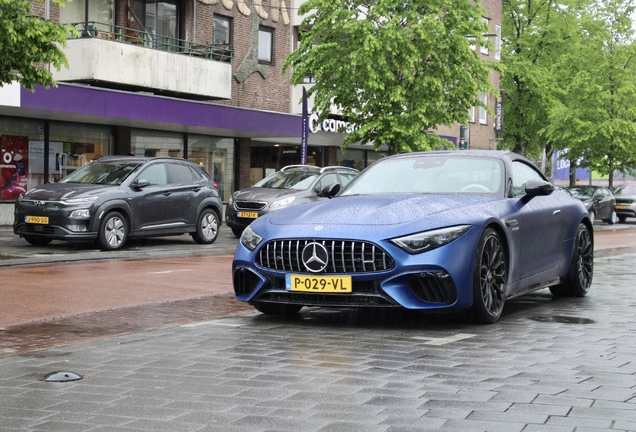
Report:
544,0,636,187
0,0,71,91
284,0,500,155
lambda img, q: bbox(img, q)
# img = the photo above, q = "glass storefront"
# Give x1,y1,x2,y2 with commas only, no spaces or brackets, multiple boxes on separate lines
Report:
131,129,183,158
249,143,324,184
188,135,234,202
1,117,112,201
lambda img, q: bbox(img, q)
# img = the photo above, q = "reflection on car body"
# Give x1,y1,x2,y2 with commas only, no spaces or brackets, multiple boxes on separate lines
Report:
225,165,359,237
233,150,594,324
565,185,617,225
14,156,223,250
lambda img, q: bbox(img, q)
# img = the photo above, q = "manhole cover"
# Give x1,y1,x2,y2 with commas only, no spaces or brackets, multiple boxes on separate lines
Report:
531,315,596,324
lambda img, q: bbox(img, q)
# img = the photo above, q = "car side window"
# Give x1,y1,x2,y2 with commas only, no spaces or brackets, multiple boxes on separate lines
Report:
339,173,357,188
314,173,339,194
138,164,168,186
168,163,196,184
511,161,543,197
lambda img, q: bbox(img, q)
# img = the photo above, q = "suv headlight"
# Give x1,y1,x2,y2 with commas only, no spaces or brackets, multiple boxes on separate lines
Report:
63,196,99,204
70,209,91,218
391,225,471,254
240,225,264,251
271,196,296,208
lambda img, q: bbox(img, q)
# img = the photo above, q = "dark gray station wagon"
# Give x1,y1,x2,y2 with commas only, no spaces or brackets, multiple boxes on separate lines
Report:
14,156,223,250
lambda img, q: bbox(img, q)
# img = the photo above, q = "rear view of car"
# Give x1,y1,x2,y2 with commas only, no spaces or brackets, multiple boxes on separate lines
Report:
14,156,223,250
225,165,359,237
613,185,636,222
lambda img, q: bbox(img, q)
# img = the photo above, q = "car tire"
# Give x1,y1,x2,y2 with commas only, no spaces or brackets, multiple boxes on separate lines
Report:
471,228,507,324
619,215,628,223
231,226,244,238
98,211,128,251
253,302,303,316
23,236,52,247
192,208,220,244
607,209,618,225
550,223,593,297
588,210,596,224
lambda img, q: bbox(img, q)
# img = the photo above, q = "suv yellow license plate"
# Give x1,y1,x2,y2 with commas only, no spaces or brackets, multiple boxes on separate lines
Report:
25,216,49,224
238,211,258,219
616,205,628,210
285,275,352,293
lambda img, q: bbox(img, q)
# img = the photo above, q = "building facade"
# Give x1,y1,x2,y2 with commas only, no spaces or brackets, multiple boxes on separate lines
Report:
0,0,502,225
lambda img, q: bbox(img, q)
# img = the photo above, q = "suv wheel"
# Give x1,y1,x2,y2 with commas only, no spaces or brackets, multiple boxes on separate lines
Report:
192,208,220,244
98,211,128,251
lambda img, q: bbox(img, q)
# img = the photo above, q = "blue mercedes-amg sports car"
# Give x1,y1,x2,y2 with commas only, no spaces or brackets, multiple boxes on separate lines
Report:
233,151,593,323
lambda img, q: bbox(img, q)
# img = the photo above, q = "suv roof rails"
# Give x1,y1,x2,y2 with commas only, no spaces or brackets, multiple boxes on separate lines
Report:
280,165,321,171
280,165,359,173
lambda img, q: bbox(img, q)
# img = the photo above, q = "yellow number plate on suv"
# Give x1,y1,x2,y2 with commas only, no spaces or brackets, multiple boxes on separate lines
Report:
616,205,628,210
25,216,49,224
285,275,352,293
237,211,258,219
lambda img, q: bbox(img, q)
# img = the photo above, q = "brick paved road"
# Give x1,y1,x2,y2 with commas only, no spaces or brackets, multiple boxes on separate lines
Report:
1,249,635,430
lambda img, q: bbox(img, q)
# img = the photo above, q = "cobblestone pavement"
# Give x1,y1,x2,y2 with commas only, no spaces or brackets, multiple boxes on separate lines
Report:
1,248,636,430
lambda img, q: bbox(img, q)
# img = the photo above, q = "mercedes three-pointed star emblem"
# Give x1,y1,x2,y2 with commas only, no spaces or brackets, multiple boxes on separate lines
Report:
301,242,329,273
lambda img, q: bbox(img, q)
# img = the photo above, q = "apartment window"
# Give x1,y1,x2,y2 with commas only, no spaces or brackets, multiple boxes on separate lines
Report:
495,25,502,60
479,92,488,124
481,18,489,55
468,106,475,123
259,26,273,63
214,15,231,45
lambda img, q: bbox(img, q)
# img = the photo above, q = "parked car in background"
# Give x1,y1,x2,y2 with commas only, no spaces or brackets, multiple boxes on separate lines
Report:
564,185,617,224
14,156,223,250
225,165,359,237
233,151,593,324
612,185,636,222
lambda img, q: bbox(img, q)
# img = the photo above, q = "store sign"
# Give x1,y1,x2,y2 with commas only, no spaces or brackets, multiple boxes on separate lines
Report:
494,92,504,135
309,113,359,134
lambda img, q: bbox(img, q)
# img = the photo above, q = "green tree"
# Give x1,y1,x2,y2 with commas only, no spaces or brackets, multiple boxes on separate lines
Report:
284,0,499,155
545,0,636,187
499,0,586,167
0,0,71,90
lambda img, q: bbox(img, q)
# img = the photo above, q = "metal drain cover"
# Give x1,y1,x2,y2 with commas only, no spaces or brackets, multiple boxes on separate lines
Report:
41,371,83,382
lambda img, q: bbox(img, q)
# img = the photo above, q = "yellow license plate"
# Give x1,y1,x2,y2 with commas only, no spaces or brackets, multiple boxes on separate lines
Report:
285,274,352,293
238,211,258,219
616,205,628,210
25,216,49,224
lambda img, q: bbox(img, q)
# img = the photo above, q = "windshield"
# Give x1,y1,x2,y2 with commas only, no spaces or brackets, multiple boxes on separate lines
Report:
567,187,596,200
60,162,142,185
340,155,503,196
614,185,636,195
254,170,320,190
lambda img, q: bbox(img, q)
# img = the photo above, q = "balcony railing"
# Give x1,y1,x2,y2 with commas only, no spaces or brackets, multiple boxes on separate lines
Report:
69,21,233,64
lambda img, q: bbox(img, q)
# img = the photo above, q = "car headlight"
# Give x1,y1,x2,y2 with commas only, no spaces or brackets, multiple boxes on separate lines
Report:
70,209,91,218
63,196,99,204
391,225,471,254
227,196,234,208
271,196,296,208
240,225,264,251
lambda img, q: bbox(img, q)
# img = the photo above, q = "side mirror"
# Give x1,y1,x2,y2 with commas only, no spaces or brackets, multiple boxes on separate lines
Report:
319,182,341,198
131,178,150,189
525,179,554,197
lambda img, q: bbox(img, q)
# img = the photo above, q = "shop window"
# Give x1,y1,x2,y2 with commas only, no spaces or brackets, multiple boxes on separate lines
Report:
337,148,365,171
259,26,273,63
132,129,183,159
49,122,111,182
214,15,231,46
188,135,234,202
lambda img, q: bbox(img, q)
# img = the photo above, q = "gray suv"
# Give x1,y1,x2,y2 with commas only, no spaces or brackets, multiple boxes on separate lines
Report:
14,156,223,250
225,165,359,237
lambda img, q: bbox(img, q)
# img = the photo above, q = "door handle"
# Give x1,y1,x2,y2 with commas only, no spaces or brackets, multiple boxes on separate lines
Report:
163,192,172,196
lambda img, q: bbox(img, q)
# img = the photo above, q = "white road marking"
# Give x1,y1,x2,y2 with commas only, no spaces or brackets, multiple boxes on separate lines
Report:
149,269,192,274
411,333,477,345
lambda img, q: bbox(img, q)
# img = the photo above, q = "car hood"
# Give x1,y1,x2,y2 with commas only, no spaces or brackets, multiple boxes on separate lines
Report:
20,183,116,201
268,194,502,226
233,187,302,202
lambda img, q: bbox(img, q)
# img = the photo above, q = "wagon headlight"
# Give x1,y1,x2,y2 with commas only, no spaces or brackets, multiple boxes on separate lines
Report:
391,225,471,254
271,196,296,208
240,225,264,251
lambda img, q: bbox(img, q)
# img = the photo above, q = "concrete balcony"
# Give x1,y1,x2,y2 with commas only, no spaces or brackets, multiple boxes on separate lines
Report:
54,30,232,101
